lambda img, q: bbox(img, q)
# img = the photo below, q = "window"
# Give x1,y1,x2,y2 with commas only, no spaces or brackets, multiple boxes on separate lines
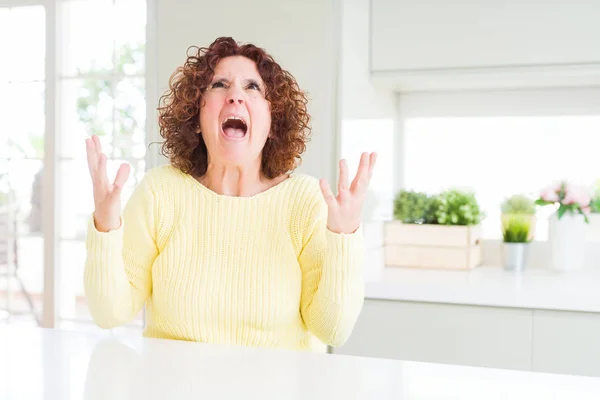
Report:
58,0,147,327
403,116,600,241
341,119,395,221
1,0,148,331
0,5,46,325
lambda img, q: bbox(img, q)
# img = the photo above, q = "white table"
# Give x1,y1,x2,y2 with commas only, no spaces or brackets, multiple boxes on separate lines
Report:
1,327,600,399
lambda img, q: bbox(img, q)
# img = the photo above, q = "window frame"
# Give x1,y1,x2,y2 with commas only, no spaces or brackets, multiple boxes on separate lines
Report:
393,87,600,269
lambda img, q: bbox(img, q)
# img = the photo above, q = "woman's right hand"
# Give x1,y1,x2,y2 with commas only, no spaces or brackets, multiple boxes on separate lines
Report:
85,135,131,232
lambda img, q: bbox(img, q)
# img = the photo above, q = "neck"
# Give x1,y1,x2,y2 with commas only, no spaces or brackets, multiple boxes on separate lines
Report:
200,161,265,197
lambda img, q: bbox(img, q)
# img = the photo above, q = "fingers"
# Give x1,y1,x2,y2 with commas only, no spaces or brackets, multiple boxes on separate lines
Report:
350,152,370,194
338,159,350,202
98,153,108,187
113,163,131,192
319,178,337,208
86,138,97,175
349,152,377,197
86,136,108,189
367,152,377,180
92,134,102,155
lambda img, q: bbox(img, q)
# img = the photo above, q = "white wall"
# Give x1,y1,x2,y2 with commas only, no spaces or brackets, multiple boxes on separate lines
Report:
150,0,342,184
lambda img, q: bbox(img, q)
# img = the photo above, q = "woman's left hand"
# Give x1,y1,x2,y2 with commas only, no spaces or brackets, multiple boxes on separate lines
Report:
319,152,377,234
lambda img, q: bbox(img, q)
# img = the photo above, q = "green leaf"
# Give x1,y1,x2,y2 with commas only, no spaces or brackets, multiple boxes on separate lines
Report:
502,215,531,243
434,189,482,226
557,205,567,219
393,190,436,224
591,199,600,213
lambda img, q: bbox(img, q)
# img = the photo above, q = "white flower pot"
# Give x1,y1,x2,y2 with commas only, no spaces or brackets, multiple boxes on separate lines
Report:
587,213,600,242
548,212,587,271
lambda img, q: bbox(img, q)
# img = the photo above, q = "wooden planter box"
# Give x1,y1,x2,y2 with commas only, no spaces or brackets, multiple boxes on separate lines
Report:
384,221,482,270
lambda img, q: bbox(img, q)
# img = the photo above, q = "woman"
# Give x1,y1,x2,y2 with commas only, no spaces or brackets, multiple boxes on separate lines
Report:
84,37,376,352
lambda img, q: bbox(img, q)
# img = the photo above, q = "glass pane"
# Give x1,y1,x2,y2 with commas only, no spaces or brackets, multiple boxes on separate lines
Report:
59,238,145,326
341,119,395,220
0,82,45,159
0,82,10,157
114,78,146,159
58,240,88,321
59,239,144,326
115,0,146,75
3,6,45,82
5,159,43,236
60,79,114,158
0,9,10,83
0,160,43,324
58,159,146,240
2,236,43,322
403,116,600,241
61,0,114,76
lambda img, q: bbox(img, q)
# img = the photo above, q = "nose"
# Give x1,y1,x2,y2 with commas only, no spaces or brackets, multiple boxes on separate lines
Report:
226,86,244,105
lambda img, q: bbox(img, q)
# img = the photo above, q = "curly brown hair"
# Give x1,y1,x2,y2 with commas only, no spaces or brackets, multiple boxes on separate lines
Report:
157,37,311,179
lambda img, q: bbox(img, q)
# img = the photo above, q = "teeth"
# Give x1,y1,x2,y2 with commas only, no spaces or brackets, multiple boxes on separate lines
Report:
224,116,245,123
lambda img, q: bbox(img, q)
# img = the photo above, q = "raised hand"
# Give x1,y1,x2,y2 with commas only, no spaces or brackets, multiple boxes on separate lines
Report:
319,152,377,234
85,135,130,232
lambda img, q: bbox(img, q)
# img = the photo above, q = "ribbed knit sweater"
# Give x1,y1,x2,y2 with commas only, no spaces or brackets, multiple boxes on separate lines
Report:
84,165,365,351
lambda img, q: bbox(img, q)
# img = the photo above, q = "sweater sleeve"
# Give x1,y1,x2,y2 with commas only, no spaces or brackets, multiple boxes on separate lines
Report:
298,196,365,347
83,174,159,329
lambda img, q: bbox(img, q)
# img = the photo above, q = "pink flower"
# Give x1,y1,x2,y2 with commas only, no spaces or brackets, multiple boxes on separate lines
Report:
582,205,592,215
563,183,591,206
540,182,561,202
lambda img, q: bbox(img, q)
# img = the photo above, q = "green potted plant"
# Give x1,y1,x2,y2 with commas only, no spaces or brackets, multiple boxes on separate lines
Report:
434,189,482,226
393,190,437,224
500,194,536,241
502,215,532,271
385,188,483,270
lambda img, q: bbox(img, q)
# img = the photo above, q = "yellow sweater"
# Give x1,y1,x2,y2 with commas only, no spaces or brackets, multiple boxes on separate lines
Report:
84,165,365,351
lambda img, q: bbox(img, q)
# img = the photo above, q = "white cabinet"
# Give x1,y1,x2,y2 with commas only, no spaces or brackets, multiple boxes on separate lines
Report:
532,310,600,377
334,299,533,371
334,299,600,377
370,0,600,72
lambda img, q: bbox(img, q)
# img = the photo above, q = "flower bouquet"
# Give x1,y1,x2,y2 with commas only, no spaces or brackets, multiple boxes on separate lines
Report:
534,181,592,223
535,181,591,271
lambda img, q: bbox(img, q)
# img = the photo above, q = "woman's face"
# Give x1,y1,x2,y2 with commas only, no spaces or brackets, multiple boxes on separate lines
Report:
199,56,271,168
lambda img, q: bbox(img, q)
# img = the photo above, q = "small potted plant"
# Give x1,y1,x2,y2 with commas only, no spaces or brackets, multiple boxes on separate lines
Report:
385,188,483,270
434,188,483,226
393,190,437,224
502,215,532,271
500,194,536,241
535,181,592,271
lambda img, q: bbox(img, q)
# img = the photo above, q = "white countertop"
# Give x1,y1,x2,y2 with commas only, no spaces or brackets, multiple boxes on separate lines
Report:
365,266,600,313
1,326,600,399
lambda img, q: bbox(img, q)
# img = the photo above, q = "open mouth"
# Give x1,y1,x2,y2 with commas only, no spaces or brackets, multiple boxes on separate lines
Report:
221,116,248,140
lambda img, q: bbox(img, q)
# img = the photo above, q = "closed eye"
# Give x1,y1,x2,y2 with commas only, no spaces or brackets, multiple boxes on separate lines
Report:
246,81,261,91
210,80,226,89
